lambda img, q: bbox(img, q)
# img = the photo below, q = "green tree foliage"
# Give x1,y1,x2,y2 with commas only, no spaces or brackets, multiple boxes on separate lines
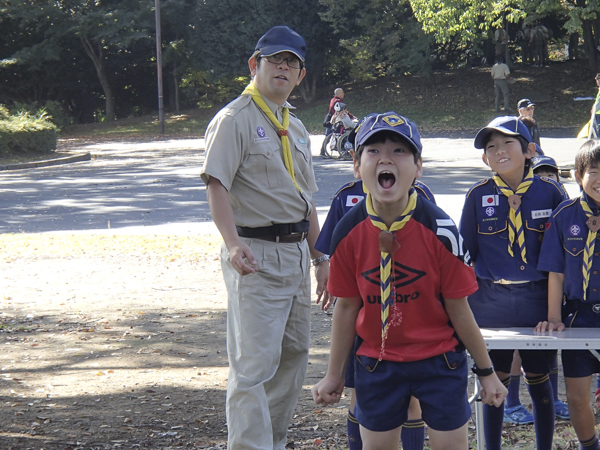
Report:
320,0,435,77
185,0,336,103
409,0,600,68
3,0,155,121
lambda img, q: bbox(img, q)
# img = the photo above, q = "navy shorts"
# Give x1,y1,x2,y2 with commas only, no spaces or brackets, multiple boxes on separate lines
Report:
353,350,471,432
562,302,600,378
467,278,548,328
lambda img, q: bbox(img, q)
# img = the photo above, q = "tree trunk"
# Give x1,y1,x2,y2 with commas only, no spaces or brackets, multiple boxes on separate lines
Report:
173,67,180,114
297,62,324,103
80,35,116,121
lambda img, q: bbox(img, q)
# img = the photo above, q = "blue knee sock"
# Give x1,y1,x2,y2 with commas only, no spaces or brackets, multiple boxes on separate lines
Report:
580,435,600,450
347,409,362,450
550,355,560,401
483,377,509,450
401,419,425,450
549,368,559,401
506,375,522,408
524,374,555,450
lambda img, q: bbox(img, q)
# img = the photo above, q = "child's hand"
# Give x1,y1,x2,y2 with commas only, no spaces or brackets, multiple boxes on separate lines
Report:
534,319,565,333
479,374,508,407
311,377,344,406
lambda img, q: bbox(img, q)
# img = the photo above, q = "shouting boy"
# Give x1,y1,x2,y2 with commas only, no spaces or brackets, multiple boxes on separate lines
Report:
312,112,507,449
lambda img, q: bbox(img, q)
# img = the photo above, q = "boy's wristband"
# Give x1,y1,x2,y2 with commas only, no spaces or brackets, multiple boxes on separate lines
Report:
471,365,495,377
312,255,330,266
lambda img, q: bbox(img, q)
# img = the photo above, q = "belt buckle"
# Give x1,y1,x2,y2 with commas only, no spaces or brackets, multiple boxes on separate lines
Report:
496,279,510,285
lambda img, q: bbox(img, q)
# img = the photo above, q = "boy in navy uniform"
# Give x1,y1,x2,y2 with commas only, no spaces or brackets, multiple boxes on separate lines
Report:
312,112,507,450
460,116,568,450
536,139,600,450
502,154,571,423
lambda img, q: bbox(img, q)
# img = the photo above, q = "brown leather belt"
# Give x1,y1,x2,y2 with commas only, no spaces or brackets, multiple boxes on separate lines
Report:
236,220,309,243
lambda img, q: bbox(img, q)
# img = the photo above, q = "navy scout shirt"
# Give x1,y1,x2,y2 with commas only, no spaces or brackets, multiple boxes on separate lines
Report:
460,176,567,282
315,180,435,255
538,195,600,302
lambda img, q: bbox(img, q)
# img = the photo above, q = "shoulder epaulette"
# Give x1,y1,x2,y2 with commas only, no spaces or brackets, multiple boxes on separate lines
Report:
221,95,253,117
333,181,361,198
465,179,492,198
552,197,578,217
538,176,569,195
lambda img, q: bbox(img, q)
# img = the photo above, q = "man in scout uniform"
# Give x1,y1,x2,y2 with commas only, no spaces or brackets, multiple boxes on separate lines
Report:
200,26,330,449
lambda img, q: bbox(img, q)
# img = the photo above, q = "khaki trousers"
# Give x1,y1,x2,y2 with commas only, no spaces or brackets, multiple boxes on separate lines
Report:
221,238,312,450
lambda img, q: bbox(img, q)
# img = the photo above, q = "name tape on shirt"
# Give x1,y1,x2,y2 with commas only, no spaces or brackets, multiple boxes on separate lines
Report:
346,195,364,207
532,209,552,219
482,195,499,207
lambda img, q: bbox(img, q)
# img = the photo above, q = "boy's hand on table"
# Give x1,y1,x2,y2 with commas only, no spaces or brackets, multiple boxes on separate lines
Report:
311,377,344,406
479,374,508,407
534,319,565,333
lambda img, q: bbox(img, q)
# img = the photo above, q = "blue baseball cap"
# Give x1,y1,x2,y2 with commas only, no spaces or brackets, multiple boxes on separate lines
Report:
531,155,558,171
474,116,532,149
255,26,306,62
355,112,422,154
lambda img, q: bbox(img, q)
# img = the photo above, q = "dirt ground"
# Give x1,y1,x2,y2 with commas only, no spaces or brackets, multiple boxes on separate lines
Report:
0,231,584,450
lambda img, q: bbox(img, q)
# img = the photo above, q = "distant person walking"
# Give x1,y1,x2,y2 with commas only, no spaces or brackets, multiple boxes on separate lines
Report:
491,55,511,112
495,26,511,68
531,23,549,66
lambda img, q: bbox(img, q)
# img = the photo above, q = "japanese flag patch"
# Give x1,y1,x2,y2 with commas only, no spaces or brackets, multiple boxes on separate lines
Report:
482,195,499,207
346,195,364,207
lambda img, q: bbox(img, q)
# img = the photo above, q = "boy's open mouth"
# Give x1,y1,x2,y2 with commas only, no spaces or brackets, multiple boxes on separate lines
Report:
378,171,396,188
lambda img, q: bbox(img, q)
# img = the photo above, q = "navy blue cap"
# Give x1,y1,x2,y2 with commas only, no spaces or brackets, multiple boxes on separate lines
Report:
518,98,535,109
474,116,532,149
355,112,422,154
532,155,558,171
255,26,306,62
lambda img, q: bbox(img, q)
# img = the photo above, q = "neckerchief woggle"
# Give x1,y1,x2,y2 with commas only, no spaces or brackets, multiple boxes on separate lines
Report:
581,192,600,301
242,82,301,191
493,167,534,262
366,189,417,360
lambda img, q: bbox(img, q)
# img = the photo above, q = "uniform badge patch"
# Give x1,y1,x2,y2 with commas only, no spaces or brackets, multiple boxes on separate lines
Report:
482,195,499,207
254,126,271,143
382,115,404,127
346,195,364,207
298,138,307,144
485,207,495,217
570,225,581,236
532,209,552,219
593,304,600,313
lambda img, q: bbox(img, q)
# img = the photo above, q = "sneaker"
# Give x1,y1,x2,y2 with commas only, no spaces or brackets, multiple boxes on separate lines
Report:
554,400,570,420
503,404,534,425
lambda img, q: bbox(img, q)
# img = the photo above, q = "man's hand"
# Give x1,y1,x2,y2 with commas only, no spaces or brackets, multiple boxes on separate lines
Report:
311,377,344,406
314,262,330,307
535,319,565,333
479,374,508,407
228,240,258,275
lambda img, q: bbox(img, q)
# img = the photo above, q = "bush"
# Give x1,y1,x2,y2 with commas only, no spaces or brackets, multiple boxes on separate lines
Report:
0,107,58,157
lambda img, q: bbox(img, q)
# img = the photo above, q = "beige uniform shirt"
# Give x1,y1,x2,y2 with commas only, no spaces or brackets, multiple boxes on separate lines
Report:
491,63,510,80
200,93,318,228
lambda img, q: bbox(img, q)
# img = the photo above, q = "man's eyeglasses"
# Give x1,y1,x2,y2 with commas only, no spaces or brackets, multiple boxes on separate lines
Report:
261,54,302,69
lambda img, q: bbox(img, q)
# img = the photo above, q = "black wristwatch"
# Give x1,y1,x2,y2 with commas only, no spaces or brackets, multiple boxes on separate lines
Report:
471,365,495,377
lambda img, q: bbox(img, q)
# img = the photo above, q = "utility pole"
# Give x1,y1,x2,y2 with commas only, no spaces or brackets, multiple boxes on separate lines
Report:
155,0,165,134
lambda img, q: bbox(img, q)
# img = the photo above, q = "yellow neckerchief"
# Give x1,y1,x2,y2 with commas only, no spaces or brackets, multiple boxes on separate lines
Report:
581,193,599,301
241,81,301,191
493,167,535,262
366,189,417,360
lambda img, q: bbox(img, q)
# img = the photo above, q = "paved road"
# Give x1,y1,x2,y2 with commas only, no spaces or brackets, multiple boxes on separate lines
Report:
0,135,582,235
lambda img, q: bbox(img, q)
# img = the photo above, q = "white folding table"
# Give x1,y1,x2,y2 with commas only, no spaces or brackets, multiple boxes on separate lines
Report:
470,328,600,450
